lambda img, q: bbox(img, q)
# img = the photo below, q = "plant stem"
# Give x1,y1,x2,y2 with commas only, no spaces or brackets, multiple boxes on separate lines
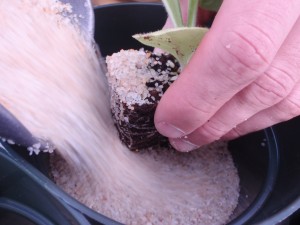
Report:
162,0,183,27
187,0,199,27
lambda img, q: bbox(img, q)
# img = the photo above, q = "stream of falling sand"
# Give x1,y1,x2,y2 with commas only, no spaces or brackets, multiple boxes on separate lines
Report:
0,1,239,224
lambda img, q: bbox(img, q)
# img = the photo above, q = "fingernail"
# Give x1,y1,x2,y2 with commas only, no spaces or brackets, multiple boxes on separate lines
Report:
170,138,200,152
156,122,185,138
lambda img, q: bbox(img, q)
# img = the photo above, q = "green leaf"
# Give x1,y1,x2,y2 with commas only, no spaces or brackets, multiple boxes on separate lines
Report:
187,0,199,27
199,0,222,12
133,27,208,67
162,0,183,27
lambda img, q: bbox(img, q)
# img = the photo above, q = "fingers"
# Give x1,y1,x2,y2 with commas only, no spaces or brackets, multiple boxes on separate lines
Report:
176,17,300,149
169,70,300,152
155,0,300,140
224,81,300,140
176,61,300,149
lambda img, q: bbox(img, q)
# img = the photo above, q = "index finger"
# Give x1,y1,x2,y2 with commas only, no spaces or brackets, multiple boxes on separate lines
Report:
155,0,300,138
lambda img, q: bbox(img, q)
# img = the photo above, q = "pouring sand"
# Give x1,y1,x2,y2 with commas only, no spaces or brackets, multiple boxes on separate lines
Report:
0,1,240,224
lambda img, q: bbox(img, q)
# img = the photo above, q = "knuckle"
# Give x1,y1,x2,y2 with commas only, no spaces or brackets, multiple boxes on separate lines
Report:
193,120,228,143
184,92,214,118
247,79,289,108
228,127,244,139
230,30,270,68
218,29,273,82
239,67,296,109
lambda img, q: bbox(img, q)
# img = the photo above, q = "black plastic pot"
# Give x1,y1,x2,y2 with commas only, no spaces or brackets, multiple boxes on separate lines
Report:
1,3,300,225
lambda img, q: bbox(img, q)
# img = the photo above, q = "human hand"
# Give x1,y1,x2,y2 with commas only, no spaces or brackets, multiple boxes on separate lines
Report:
155,0,300,152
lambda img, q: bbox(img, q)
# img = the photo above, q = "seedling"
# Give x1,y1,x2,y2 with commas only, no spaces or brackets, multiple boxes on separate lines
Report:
133,0,221,67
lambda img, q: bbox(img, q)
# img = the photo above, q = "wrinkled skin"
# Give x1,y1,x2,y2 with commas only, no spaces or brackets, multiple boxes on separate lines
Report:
154,0,300,151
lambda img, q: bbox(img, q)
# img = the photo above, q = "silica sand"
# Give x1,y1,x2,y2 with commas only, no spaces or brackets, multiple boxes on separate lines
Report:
0,1,240,224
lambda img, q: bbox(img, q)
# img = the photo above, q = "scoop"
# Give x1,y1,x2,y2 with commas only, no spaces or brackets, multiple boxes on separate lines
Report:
0,104,39,148
60,0,95,38
0,0,95,149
